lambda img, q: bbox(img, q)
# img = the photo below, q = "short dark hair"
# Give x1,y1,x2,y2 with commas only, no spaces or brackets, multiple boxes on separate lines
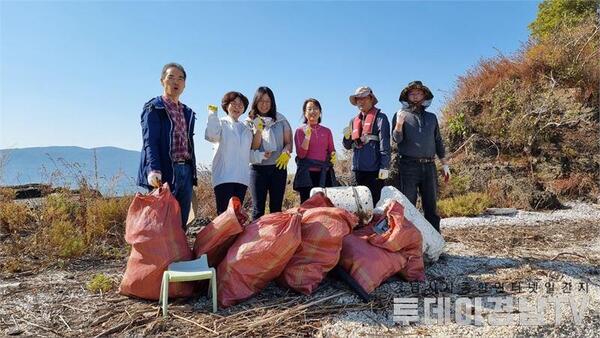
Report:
160,63,187,81
249,86,277,121
302,98,322,124
221,91,249,114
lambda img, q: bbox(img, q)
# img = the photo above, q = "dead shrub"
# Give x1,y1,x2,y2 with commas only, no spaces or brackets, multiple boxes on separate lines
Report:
548,173,596,198
194,165,217,221
0,201,32,233
0,187,15,202
486,177,534,209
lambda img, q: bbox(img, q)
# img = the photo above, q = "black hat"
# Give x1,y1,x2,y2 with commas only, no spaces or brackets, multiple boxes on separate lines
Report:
399,81,434,102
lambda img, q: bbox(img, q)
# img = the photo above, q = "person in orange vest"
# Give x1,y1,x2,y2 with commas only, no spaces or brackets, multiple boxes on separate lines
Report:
342,86,391,205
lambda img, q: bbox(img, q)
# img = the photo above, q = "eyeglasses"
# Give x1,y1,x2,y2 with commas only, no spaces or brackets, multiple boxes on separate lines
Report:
258,99,271,104
229,101,244,107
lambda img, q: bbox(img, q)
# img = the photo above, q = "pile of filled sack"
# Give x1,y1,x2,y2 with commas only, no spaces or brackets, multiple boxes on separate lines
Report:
118,185,445,308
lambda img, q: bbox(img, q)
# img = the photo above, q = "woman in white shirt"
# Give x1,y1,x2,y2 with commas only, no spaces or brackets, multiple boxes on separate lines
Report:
205,91,261,214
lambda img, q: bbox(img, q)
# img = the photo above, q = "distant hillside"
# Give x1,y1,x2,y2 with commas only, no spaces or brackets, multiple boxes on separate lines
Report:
0,146,143,196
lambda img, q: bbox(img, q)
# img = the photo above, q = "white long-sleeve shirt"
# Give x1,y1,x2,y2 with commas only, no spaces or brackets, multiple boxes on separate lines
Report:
205,111,254,187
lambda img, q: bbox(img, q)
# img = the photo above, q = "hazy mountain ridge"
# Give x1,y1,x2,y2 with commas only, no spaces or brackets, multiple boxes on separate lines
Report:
0,146,142,195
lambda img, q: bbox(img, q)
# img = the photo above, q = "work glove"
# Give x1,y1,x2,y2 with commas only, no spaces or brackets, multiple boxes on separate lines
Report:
343,126,351,140
304,125,312,139
378,169,389,180
207,104,218,114
330,151,336,165
395,111,406,130
442,164,451,183
147,171,162,188
275,151,291,170
252,117,264,133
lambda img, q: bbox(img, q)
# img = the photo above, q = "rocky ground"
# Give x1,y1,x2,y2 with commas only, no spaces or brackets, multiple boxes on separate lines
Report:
1,202,599,337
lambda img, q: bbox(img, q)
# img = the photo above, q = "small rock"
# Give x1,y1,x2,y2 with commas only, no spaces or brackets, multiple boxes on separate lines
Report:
484,208,518,216
7,328,24,335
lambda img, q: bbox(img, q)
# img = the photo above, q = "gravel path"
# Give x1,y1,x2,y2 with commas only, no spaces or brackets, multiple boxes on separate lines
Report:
320,202,600,337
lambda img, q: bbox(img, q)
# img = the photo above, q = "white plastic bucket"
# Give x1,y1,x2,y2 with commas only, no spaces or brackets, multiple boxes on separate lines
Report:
310,186,373,224
374,186,446,262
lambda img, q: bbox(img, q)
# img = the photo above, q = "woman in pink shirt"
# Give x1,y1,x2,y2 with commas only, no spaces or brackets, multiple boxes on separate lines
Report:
293,98,337,202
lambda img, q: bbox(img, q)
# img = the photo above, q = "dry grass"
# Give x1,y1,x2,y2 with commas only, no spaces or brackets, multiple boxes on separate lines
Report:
444,219,600,264
85,196,131,243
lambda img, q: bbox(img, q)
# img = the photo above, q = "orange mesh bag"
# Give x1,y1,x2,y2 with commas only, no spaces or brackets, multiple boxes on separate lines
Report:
339,226,407,294
119,184,194,300
217,212,302,308
378,201,425,282
279,206,357,295
339,200,425,293
285,192,334,214
192,197,247,267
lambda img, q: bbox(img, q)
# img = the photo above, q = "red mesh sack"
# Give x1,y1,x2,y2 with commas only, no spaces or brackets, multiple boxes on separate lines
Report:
279,206,357,295
119,184,194,300
379,201,425,282
339,201,425,293
217,212,302,308
192,197,247,267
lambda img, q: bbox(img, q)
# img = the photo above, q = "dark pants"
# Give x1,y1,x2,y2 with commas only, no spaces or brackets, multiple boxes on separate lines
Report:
353,170,383,205
297,170,333,203
214,183,247,215
249,164,287,220
397,161,441,232
172,162,194,230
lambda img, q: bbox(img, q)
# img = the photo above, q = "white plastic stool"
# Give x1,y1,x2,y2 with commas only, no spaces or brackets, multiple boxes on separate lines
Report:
159,254,217,316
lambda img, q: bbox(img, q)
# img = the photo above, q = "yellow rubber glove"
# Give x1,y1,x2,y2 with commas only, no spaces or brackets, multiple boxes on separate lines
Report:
343,126,351,140
253,117,264,132
330,151,337,165
208,104,218,113
275,151,291,170
304,125,312,139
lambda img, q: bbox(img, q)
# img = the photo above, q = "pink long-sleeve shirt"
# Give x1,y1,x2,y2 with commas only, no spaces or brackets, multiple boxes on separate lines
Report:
294,124,335,171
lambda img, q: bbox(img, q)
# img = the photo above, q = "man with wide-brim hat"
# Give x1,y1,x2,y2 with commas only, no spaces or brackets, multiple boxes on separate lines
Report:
391,80,449,233
342,86,391,205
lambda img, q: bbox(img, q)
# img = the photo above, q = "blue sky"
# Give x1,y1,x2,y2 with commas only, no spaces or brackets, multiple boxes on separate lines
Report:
1,0,540,167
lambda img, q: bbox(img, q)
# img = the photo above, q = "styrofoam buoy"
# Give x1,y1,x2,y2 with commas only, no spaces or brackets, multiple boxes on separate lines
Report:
374,186,445,262
310,186,373,224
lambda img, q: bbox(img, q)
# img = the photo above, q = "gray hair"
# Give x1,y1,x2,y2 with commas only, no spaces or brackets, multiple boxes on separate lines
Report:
160,63,187,80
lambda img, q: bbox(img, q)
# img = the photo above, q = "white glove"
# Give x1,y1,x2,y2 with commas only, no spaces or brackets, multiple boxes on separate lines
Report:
343,126,351,140
147,171,162,188
442,164,451,182
378,169,389,180
262,117,274,128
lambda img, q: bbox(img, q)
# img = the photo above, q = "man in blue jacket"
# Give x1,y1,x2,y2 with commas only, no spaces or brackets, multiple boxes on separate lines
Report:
343,86,391,205
137,63,197,229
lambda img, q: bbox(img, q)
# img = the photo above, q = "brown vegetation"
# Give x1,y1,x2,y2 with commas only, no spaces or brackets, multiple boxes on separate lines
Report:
440,17,599,209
